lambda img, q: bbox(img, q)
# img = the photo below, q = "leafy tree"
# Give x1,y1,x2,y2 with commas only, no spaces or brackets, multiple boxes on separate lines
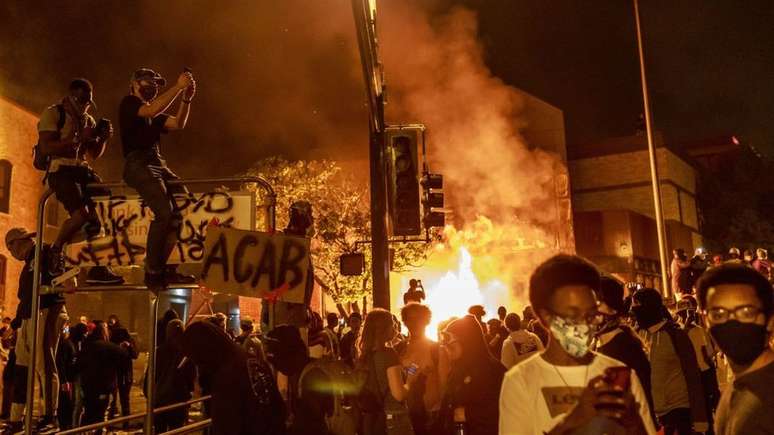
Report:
246,157,429,303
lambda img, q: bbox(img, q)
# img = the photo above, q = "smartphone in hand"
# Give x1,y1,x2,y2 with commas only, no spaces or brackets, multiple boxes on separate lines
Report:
605,366,631,391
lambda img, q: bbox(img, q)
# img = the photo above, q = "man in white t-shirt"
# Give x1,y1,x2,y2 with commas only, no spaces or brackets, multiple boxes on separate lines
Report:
500,312,544,369
499,255,657,435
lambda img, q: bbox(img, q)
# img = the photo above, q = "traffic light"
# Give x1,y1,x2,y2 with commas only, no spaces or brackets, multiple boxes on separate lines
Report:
386,126,423,236
422,173,445,228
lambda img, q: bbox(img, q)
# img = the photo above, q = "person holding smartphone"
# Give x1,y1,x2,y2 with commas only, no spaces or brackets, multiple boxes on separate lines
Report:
499,255,656,435
119,67,197,291
403,279,426,305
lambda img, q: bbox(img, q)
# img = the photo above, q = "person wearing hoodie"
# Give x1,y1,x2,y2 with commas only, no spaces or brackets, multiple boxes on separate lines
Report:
594,277,657,428
182,320,285,435
438,315,505,435
157,308,180,347
631,288,707,434
76,320,129,431
500,312,543,369
154,319,195,432
107,314,138,422
265,324,337,435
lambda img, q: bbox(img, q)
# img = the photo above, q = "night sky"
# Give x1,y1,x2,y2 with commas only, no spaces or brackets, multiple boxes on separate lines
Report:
2,0,773,179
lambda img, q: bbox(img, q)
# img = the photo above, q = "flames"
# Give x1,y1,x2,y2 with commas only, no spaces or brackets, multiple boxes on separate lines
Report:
391,216,563,339
420,247,506,339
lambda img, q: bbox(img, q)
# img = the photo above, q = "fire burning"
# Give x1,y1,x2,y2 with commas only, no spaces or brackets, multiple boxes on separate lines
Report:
420,247,506,338
391,216,563,338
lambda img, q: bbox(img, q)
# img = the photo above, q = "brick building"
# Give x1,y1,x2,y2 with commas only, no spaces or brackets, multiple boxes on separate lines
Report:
0,96,50,317
570,132,701,290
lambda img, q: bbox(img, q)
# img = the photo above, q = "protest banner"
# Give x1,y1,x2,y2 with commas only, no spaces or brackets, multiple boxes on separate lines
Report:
200,226,309,303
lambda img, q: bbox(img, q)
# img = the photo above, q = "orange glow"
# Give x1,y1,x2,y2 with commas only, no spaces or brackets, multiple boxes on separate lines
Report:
392,216,562,338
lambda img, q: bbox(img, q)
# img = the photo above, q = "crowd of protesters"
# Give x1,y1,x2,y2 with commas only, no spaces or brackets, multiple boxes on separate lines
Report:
1,75,773,434
3,224,774,434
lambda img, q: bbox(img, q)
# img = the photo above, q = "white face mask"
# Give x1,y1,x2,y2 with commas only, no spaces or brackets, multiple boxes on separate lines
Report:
549,315,594,358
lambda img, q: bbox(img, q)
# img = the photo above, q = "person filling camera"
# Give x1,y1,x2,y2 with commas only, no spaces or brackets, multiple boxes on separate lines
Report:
403,279,426,305
119,68,197,291
37,78,123,285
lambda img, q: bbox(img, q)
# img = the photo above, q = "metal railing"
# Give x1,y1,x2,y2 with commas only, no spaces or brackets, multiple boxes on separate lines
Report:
26,176,275,435
55,395,213,435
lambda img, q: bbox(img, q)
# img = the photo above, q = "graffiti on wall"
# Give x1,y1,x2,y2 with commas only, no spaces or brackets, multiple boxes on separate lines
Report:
65,191,255,267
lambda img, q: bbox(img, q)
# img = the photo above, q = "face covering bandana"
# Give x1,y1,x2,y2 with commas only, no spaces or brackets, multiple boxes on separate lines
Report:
710,320,769,366
549,315,594,358
631,305,662,330
139,85,158,102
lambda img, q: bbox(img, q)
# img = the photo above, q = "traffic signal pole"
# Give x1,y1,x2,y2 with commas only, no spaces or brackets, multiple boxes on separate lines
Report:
352,0,391,310
369,103,391,310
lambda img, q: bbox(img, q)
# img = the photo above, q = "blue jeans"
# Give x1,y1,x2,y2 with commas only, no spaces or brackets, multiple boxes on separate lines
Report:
123,150,188,274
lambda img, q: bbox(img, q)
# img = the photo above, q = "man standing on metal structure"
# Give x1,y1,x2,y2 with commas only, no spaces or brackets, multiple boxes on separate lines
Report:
3,228,69,434
36,78,123,285
119,68,197,291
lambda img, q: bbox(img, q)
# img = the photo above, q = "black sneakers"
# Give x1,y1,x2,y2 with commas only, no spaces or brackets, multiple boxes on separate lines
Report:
146,268,197,292
0,421,22,435
34,415,58,433
86,266,125,285
145,271,167,293
165,269,198,285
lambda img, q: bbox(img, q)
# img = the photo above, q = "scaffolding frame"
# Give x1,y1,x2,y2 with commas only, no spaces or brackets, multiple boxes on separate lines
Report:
25,176,275,435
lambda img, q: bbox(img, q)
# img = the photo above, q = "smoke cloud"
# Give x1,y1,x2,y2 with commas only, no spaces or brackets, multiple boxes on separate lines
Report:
378,3,563,227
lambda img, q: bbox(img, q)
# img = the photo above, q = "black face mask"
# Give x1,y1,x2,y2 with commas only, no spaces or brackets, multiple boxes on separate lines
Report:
631,305,663,329
710,320,769,366
139,85,158,102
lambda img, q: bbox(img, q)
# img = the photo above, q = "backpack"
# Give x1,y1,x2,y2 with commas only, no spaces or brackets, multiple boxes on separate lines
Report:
32,104,66,171
298,359,360,435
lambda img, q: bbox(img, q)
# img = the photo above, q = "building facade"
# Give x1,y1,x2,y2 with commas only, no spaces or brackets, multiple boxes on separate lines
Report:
0,97,50,317
570,132,701,290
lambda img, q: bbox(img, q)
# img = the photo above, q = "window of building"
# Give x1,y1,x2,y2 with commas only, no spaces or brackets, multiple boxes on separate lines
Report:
0,160,11,213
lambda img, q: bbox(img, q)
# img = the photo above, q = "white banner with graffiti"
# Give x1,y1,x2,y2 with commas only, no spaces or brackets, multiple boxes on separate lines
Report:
65,191,256,267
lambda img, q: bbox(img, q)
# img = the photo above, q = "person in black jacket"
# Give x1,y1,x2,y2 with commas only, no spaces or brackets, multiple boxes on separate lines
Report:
157,308,179,347
76,321,128,432
182,320,286,435
68,322,88,428
154,319,195,432
55,323,76,429
107,314,138,422
594,276,657,427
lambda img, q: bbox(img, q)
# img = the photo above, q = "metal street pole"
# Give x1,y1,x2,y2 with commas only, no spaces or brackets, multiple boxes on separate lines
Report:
633,0,671,297
352,0,391,310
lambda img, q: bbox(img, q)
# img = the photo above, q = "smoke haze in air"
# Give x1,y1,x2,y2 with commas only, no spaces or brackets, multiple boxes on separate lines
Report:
0,0,562,229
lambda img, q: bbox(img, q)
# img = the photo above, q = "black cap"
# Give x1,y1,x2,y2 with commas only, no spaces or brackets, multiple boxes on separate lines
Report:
131,68,166,86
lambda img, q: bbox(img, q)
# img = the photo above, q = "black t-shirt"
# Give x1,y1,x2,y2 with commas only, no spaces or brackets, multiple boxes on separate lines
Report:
371,348,405,413
715,360,774,435
118,95,168,157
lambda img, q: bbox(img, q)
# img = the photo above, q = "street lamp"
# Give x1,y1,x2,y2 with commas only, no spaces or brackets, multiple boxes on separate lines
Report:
633,0,671,296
